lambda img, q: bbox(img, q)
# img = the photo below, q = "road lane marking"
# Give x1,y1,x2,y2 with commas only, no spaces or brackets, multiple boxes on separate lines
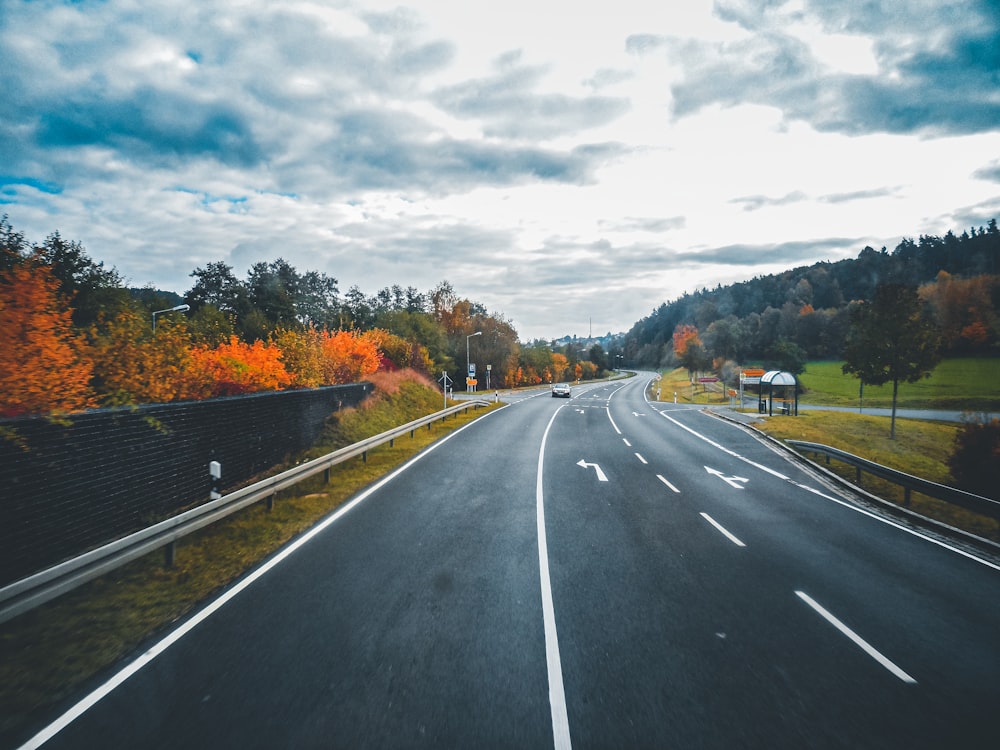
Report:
795,591,917,684
538,408,574,750
605,407,622,435
635,453,648,464
622,438,632,447
655,410,789,480
700,513,746,547
657,474,680,493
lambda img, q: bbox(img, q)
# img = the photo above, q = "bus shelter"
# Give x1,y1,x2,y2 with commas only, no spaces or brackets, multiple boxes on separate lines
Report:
758,370,798,416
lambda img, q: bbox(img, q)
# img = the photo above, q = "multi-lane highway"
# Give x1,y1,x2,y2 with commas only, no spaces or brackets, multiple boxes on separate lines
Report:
20,374,1000,748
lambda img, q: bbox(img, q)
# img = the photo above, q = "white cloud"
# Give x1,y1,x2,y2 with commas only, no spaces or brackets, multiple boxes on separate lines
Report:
1,0,998,340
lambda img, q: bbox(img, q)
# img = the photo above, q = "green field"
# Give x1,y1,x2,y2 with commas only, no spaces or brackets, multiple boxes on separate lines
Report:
798,358,1000,411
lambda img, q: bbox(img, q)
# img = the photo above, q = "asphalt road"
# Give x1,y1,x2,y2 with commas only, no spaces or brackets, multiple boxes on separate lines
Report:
18,375,1000,749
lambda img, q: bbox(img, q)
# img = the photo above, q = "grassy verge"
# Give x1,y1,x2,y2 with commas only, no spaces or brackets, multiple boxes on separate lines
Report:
653,368,730,405
0,370,501,745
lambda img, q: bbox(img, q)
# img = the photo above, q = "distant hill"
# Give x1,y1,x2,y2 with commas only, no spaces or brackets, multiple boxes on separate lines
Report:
624,220,1000,369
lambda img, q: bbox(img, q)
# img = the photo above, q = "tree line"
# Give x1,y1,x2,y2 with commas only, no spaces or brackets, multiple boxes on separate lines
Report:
625,219,1000,372
0,216,612,417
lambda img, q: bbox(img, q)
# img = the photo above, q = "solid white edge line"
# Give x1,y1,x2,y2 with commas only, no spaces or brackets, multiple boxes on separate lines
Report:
795,591,917,684
537,406,573,750
700,512,746,547
656,474,681,494
17,405,510,750
654,406,1000,573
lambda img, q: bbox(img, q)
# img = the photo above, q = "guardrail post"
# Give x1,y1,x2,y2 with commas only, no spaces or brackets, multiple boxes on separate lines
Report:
165,541,176,568
363,450,368,463
856,467,862,483
267,492,275,511
324,466,331,484
904,487,912,507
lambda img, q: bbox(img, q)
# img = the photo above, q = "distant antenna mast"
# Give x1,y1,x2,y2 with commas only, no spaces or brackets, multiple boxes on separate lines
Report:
590,317,592,338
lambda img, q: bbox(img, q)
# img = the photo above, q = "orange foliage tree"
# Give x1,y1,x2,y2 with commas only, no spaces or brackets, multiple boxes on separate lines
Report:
672,324,701,357
550,352,569,382
919,272,999,353
320,330,381,384
0,260,95,416
186,335,292,397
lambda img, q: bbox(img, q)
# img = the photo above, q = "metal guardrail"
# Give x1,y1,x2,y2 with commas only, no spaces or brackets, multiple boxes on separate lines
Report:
786,440,1000,521
0,400,492,624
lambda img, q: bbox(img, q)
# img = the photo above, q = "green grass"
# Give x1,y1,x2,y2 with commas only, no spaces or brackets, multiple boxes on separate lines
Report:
798,358,1000,411
0,371,501,745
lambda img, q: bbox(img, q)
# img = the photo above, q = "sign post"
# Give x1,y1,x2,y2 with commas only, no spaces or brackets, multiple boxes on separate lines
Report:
439,371,453,409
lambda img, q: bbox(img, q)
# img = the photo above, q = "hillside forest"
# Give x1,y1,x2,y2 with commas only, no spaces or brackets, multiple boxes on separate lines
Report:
0,215,608,417
624,220,1000,374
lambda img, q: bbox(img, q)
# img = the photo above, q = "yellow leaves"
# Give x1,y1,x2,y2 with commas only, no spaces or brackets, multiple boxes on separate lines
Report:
90,309,193,405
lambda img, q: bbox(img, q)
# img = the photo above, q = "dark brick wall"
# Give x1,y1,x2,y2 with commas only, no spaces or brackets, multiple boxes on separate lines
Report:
0,383,371,586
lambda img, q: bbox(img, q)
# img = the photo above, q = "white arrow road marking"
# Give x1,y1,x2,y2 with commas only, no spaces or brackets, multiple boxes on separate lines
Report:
705,466,749,489
577,459,608,482
632,411,646,417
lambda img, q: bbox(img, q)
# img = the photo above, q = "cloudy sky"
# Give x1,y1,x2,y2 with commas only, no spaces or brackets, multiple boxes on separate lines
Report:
3,0,999,340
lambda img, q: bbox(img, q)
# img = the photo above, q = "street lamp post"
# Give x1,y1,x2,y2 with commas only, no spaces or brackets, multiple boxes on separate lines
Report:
152,303,190,332
466,331,481,392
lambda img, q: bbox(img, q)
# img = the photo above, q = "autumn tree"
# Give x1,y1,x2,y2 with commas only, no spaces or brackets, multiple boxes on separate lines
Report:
0,259,95,416
363,328,430,372
842,284,941,439
919,272,999,353
673,324,708,379
186,336,292,397
272,327,325,388
318,330,381,384
90,309,193,405
551,352,570,382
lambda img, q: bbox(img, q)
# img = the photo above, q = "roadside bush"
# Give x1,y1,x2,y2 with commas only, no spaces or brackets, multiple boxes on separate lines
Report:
948,416,1000,499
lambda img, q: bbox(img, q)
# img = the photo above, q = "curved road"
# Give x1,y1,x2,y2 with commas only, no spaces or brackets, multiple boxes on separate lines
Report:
18,374,1000,748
